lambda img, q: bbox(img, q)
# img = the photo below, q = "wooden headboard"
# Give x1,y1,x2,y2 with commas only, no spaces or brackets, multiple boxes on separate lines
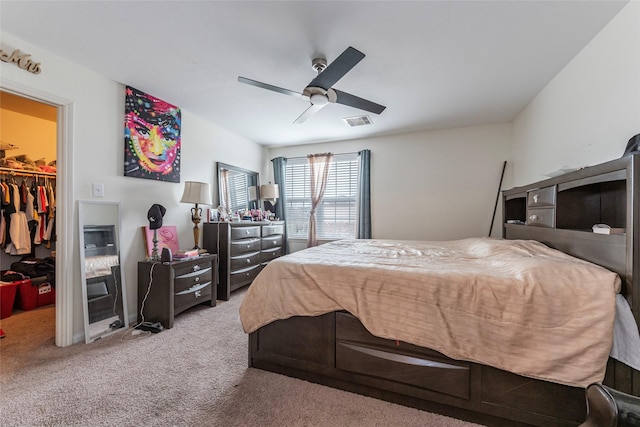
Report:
503,154,639,395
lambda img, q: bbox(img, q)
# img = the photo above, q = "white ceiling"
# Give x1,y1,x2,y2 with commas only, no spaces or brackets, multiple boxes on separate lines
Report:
0,1,628,147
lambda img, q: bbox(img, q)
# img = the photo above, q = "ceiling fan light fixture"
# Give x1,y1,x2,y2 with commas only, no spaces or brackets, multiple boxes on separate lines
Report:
310,93,329,106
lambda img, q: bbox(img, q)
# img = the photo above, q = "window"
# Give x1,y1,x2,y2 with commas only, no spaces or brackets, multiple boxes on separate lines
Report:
285,153,359,240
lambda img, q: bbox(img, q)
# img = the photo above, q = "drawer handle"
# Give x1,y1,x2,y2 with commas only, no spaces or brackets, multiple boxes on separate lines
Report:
195,277,200,282
246,230,250,234
529,214,539,221
195,290,201,298
193,265,201,272
533,194,539,204
246,259,251,263
273,241,277,246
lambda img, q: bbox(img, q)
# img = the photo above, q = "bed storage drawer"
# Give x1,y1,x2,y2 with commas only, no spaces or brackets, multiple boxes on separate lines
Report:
335,312,471,399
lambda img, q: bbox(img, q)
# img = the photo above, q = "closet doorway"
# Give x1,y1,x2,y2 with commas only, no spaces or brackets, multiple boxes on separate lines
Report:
1,90,58,344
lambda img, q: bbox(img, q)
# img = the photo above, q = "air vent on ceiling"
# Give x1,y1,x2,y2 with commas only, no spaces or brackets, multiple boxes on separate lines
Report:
343,115,373,127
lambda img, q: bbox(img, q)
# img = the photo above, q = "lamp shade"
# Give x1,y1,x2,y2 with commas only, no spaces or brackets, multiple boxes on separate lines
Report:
260,183,279,200
180,181,213,205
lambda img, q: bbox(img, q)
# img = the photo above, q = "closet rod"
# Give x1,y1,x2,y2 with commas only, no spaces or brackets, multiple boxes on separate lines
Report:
0,167,57,178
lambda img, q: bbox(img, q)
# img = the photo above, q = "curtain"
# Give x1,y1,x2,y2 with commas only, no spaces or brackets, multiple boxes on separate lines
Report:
271,156,289,253
307,153,333,247
220,169,230,214
357,149,372,239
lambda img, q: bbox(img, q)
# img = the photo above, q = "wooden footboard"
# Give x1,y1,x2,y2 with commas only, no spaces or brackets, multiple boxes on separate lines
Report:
249,312,586,427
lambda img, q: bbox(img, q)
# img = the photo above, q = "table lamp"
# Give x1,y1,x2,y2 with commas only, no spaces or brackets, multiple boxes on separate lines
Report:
180,181,213,249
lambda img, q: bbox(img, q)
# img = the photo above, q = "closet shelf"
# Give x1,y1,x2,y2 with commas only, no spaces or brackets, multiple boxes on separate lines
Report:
0,167,56,178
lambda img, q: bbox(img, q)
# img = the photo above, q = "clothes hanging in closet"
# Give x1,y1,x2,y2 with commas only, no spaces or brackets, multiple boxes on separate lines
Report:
1,173,57,255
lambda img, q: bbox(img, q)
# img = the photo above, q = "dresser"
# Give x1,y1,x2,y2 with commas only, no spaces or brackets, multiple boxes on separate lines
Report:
137,254,216,329
203,221,285,300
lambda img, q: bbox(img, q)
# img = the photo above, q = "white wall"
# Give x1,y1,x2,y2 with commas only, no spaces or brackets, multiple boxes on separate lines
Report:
511,1,640,186
1,31,265,344
268,123,512,245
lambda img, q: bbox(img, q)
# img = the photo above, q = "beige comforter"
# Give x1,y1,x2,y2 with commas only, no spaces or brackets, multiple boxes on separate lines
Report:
239,238,621,387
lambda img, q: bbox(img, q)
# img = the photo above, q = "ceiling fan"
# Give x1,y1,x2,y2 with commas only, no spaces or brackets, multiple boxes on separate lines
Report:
238,46,386,124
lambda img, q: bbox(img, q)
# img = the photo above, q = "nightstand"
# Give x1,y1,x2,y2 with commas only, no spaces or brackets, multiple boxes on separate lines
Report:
137,254,217,329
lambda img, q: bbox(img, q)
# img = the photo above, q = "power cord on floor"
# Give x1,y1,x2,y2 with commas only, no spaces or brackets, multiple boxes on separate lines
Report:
120,262,160,341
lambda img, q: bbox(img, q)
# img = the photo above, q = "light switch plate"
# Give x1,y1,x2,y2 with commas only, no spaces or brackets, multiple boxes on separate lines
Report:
92,183,104,197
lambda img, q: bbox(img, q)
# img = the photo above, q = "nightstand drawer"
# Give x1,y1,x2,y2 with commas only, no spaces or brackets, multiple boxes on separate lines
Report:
174,266,212,294
230,238,261,255
174,281,212,314
230,251,261,271
262,224,284,237
231,226,261,240
526,208,555,227
262,234,283,249
527,186,556,207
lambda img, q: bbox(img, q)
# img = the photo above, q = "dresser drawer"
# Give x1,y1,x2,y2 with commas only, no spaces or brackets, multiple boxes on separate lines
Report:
230,251,261,271
527,186,556,207
231,225,261,240
262,224,284,237
526,208,555,227
261,234,283,249
229,264,262,288
174,281,212,314
261,247,283,263
174,264,212,294
230,237,261,255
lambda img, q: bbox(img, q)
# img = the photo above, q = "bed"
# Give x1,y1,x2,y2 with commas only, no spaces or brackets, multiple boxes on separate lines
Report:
239,155,640,427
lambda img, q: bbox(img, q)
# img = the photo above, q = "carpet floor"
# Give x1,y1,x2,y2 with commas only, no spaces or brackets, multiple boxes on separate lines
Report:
0,288,484,426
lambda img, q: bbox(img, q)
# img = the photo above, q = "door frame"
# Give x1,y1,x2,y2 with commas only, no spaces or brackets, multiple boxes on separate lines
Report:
1,79,74,346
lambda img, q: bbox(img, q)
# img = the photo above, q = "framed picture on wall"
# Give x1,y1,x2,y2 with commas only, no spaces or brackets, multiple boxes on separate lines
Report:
124,86,181,182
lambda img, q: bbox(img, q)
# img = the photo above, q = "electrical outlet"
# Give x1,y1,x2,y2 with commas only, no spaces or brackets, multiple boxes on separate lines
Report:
92,183,104,197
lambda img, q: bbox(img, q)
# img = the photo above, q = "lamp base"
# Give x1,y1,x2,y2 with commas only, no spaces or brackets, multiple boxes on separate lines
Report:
191,205,202,250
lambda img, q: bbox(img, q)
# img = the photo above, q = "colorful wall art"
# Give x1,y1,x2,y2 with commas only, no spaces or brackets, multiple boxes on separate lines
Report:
124,86,181,182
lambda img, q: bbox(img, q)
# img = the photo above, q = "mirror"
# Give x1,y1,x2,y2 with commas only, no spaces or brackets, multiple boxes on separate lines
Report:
217,162,260,214
78,200,128,343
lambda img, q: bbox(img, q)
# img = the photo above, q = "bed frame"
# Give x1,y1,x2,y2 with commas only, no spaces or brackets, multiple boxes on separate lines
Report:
247,155,640,426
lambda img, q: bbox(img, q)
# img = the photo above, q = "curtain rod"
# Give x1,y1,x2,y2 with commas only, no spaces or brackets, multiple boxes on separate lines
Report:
272,151,362,161
0,167,57,178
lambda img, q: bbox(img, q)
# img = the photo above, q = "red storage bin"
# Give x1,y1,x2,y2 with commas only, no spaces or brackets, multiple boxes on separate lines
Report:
0,281,19,319
14,276,55,311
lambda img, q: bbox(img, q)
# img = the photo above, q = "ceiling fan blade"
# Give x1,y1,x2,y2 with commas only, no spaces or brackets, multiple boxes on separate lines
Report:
308,46,365,90
293,103,327,124
333,89,386,114
238,76,303,98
